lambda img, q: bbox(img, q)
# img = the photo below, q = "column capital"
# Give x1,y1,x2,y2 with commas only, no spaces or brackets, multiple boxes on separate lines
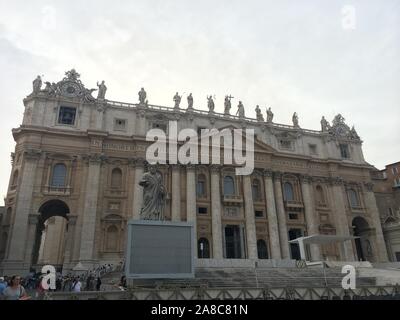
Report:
263,169,274,178
311,176,330,184
24,148,42,161
171,164,181,171
300,174,312,184
28,214,40,225
329,176,344,186
186,164,196,172
273,171,282,180
363,182,374,192
67,215,78,225
83,153,107,165
210,164,222,174
134,157,147,168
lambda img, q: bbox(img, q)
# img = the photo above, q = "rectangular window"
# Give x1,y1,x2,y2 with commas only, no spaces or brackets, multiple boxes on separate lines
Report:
395,178,400,187
392,167,398,174
152,122,167,133
396,252,400,262
114,118,126,131
289,213,298,220
388,208,393,216
58,106,76,125
309,144,317,155
279,140,293,150
339,144,350,159
197,207,208,215
109,202,120,211
255,210,264,218
320,214,328,222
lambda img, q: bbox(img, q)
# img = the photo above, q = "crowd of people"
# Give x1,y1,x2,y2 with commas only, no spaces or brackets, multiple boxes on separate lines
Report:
0,261,126,300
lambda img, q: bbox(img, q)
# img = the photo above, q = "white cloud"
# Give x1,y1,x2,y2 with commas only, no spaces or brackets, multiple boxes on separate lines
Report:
0,0,399,203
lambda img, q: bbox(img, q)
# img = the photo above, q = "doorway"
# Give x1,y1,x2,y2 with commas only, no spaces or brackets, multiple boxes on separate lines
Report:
289,228,303,260
224,225,242,259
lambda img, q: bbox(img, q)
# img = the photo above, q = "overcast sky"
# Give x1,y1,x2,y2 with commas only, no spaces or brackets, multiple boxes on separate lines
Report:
0,0,399,204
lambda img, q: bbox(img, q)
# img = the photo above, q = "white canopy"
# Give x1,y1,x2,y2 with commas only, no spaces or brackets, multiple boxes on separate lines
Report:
289,234,359,245
288,234,359,262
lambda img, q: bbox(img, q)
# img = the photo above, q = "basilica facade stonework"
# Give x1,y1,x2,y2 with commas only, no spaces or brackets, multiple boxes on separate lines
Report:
0,70,389,275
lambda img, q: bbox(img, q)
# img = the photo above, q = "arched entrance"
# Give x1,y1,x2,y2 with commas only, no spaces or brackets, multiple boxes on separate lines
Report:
31,200,70,271
352,217,372,261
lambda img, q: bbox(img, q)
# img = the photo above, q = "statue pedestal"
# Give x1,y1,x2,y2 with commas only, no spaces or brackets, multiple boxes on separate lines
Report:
125,220,195,279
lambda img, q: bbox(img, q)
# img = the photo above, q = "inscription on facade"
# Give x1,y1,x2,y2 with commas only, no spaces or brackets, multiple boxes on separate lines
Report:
91,139,147,152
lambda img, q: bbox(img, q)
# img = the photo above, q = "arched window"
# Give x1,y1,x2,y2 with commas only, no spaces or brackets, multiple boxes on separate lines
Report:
252,179,261,201
284,182,294,201
198,238,210,258
11,170,18,187
348,189,360,207
51,163,67,187
111,168,123,188
196,174,207,198
106,225,118,251
224,176,235,196
0,232,7,253
316,185,325,205
257,239,268,259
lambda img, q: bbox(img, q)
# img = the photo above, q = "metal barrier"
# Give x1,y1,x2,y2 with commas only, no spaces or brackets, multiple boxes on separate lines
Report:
42,285,400,300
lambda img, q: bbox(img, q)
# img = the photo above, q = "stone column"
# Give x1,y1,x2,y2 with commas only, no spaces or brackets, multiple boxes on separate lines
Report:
171,165,181,222
136,109,147,136
273,172,290,259
210,165,223,259
78,154,102,267
3,149,41,274
329,177,354,261
131,158,145,220
62,215,77,272
243,175,258,259
96,105,106,130
23,214,39,267
363,182,388,262
300,175,321,261
186,165,197,257
263,170,281,259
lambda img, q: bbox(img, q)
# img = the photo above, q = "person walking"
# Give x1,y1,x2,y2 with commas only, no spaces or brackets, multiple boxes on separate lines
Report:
0,276,7,299
96,276,102,291
71,277,82,292
3,275,30,300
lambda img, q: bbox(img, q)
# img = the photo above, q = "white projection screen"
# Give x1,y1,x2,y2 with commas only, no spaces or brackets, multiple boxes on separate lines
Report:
125,220,195,279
